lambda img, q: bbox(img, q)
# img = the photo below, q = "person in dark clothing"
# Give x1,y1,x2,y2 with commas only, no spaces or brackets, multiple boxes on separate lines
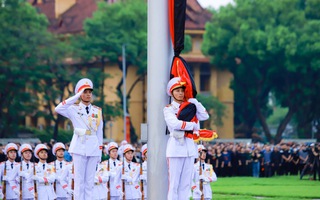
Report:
251,148,262,178
311,144,320,181
44,142,56,163
271,146,282,176
222,147,232,177
298,145,309,175
290,148,300,175
215,148,223,177
237,147,248,176
262,145,272,177
280,144,292,175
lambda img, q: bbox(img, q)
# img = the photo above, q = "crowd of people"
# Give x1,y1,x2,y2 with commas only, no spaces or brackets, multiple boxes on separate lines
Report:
203,141,320,180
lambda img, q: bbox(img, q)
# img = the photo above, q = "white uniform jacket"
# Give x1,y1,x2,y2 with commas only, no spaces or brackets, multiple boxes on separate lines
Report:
35,162,57,200
140,161,147,199
52,160,72,199
164,100,209,158
121,161,141,199
12,160,35,199
1,161,20,199
93,163,109,200
55,93,103,157
192,161,217,200
60,162,73,194
102,159,122,197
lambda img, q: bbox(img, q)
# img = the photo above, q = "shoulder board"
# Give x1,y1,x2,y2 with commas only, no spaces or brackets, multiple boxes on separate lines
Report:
166,104,172,108
93,105,101,110
14,163,20,165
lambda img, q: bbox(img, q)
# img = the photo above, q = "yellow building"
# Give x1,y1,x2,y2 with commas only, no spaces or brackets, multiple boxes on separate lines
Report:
31,0,234,142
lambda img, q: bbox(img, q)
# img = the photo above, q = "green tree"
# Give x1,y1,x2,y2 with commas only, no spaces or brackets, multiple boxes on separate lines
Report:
203,0,320,143
78,0,147,143
0,0,53,137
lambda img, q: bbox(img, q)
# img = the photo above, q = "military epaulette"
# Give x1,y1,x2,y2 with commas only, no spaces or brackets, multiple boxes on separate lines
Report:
166,104,172,107
93,105,101,110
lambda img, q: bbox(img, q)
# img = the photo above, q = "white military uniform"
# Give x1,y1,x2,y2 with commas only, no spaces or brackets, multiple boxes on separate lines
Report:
192,161,217,200
1,143,20,200
15,144,35,200
34,162,57,200
140,144,147,200
121,160,141,200
102,141,123,200
13,160,35,200
55,78,103,200
59,163,74,197
53,160,72,200
102,158,122,200
164,77,209,200
93,163,109,200
1,160,20,200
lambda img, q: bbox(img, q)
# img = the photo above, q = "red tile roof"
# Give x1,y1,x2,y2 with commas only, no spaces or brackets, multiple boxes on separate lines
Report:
34,0,211,34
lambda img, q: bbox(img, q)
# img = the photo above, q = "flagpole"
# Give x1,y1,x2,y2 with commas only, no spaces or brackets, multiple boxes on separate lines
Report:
122,44,127,141
148,0,171,198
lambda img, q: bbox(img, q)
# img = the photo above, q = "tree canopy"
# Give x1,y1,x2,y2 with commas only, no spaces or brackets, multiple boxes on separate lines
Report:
203,0,320,142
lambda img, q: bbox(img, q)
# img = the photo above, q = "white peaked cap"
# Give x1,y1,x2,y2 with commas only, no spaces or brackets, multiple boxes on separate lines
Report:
123,144,135,154
166,77,186,96
74,78,93,94
107,142,119,155
34,144,48,159
19,144,33,156
52,142,65,155
197,144,206,152
120,140,128,146
5,143,18,155
141,144,147,157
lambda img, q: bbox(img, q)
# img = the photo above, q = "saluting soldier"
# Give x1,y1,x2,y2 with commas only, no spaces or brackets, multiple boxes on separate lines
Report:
33,144,57,200
140,144,147,200
55,78,103,200
192,145,217,200
52,142,73,200
15,144,36,200
164,77,209,200
1,143,20,199
121,144,141,200
101,142,123,200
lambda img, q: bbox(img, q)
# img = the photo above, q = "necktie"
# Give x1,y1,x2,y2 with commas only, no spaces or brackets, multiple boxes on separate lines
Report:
60,162,62,169
86,106,89,114
128,164,131,170
202,163,204,170
113,161,116,167
11,163,13,169
26,163,29,170
43,164,45,170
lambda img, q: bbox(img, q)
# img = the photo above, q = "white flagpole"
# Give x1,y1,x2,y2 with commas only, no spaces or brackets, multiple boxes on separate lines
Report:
147,0,171,198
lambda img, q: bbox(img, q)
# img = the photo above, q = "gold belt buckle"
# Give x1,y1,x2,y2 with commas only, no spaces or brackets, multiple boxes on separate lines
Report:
85,130,91,135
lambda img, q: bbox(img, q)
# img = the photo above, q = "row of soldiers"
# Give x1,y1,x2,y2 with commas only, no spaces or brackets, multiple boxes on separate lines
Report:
0,141,148,200
0,141,217,200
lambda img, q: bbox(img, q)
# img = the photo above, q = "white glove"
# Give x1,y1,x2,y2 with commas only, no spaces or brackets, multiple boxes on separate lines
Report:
140,174,147,181
193,188,202,196
117,189,124,197
0,192,4,199
56,176,61,183
2,175,7,181
188,98,199,104
65,188,74,196
121,175,132,182
193,130,200,137
19,171,27,178
199,175,209,182
13,188,20,196
193,122,199,131
172,130,184,139
94,176,100,183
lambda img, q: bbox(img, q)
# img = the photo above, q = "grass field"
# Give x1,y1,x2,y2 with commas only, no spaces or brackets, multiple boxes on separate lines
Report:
210,176,320,200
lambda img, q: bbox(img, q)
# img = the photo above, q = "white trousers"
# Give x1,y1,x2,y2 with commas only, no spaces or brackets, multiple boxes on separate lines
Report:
73,154,100,200
167,157,193,200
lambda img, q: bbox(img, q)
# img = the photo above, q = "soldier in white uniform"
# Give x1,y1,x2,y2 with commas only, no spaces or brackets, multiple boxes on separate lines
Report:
164,77,209,200
15,144,35,200
55,78,103,200
102,142,123,200
52,142,73,200
140,144,147,200
1,143,20,200
192,145,217,200
93,162,109,200
33,144,57,200
121,144,141,200
118,140,128,162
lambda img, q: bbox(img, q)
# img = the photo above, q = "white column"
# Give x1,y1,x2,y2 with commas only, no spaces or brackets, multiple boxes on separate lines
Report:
147,0,172,198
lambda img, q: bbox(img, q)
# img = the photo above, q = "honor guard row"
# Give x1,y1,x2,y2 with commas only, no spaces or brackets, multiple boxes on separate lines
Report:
0,142,149,200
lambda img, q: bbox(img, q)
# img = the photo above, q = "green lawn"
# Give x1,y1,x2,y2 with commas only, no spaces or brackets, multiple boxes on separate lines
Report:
210,176,320,199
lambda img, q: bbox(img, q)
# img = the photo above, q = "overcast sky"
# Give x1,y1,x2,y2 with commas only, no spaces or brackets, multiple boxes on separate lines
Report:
198,0,234,9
